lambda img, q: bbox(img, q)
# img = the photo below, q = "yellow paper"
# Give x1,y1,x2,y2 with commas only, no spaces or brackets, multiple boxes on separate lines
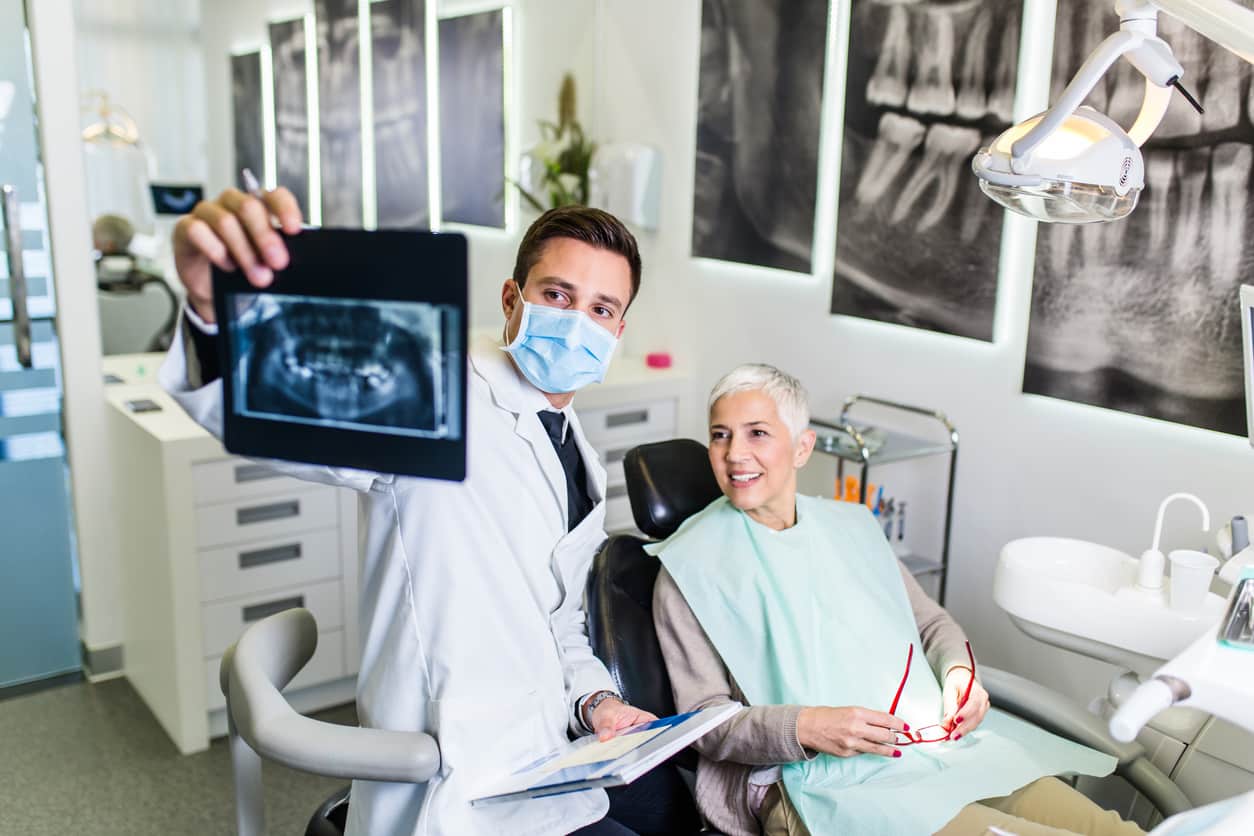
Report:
545,727,668,770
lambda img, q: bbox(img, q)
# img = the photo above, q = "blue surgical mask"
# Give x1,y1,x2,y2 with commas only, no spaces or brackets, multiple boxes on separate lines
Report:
503,302,619,393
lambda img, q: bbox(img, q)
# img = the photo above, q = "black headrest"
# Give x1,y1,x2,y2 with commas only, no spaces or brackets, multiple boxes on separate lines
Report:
624,439,722,540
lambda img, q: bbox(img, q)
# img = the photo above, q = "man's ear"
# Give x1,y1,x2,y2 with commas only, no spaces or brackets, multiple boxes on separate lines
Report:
615,318,626,339
501,278,519,318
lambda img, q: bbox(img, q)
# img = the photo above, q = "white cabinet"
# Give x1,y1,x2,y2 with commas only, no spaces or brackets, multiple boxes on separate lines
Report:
576,361,695,535
106,382,359,754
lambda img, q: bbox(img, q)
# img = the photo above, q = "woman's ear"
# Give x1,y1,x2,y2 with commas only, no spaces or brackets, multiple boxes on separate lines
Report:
794,428,817,469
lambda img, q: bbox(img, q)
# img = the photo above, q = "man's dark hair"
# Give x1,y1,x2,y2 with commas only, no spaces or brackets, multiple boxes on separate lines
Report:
511,206,642,307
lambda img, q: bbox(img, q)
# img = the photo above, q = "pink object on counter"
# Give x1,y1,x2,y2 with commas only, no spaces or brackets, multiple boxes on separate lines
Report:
646,352,672,369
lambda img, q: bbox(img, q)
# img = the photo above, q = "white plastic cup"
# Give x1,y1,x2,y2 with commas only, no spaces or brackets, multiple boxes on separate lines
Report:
1168,549,1219,612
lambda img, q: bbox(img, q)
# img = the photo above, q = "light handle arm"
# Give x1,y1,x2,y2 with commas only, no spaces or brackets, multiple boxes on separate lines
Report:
1011,30,1140,168
1011,28,1183,167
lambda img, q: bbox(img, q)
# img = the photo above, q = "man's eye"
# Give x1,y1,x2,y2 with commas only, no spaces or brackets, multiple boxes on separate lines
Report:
752,429,768,437
593,307,611,318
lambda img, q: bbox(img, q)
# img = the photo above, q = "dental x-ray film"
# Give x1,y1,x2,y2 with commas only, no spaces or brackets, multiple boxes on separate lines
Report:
214,228,467,481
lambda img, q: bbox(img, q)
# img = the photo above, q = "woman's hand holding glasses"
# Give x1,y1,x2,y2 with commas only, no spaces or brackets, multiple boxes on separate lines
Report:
796,706,908,759
941,665,989,741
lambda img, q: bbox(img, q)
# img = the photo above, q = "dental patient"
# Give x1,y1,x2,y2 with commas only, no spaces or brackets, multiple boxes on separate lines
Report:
649,364,1145,836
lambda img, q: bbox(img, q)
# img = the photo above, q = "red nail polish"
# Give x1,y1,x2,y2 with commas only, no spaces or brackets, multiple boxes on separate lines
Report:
902,723,910,732
893,750,902,758
955,716,964,724
953,733,962,741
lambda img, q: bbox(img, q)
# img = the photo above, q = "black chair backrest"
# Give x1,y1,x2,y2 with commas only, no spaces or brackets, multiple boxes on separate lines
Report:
623,439,722,540
587,439,722,751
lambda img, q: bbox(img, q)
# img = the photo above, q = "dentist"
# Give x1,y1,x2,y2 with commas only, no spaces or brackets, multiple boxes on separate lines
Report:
162,189,657,836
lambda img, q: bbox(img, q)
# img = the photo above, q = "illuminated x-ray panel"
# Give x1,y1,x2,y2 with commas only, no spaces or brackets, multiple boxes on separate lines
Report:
316,0,364,226
438,9,505,229
270,17,311,213
691,0,829,273
830,0,1021,342
231,51,265,193
371,0,430,229
1025,0,1251,436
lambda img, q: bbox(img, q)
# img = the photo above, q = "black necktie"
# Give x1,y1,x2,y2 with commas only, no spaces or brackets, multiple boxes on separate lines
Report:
538,410,594,532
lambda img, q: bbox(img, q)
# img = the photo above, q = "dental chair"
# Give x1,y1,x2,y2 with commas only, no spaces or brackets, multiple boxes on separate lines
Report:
586,439,1196,829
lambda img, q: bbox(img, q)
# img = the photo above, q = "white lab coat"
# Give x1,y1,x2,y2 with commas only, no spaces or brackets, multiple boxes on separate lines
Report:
160,323,618,836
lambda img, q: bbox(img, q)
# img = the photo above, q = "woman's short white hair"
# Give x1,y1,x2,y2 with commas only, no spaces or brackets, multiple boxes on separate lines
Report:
708,364,811,440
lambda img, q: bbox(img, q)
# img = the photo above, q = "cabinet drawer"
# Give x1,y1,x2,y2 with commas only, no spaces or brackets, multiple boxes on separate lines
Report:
207,628,346,712
604,484,635,532
192,457,308,506
200,579,343,659
195,488,338,549
198,528,341,603
600,441,639,488
577,399,676,447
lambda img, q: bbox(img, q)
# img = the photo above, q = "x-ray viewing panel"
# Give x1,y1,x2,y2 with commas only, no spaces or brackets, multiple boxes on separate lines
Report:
214,228,468,481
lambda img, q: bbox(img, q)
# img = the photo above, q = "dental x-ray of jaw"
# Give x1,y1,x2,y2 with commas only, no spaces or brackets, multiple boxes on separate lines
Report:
1025,0,1252,437
830,0,1021,342
215,229,468,481
229,294,451,439
270,17,311,214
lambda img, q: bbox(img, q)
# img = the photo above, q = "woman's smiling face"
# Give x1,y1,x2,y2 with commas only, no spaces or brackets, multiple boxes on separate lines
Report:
708,389,815,530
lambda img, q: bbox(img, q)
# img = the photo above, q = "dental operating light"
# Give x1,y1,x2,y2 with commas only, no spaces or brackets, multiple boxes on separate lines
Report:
972,0,1254,224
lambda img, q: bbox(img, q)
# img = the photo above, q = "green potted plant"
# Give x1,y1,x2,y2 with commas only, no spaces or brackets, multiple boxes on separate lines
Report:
515,73,597,210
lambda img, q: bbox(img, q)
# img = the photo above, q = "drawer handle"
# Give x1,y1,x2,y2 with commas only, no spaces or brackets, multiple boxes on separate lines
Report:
234,463,278,483
237,499,300,526
242,595,305,623
606,409,648,428
607,483,629,500
239,542,302,569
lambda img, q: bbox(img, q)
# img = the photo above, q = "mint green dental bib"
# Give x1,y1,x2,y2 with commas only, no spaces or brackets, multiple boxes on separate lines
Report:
650,496,1114,836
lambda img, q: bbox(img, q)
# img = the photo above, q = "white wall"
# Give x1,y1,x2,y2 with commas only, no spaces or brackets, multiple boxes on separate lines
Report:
594,0,1254,703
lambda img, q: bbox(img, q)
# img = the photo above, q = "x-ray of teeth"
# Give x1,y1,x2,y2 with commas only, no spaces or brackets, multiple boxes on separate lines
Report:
317,0,363,227
372,0,430,229
439,10,506,229
270,18,310,214
831,0,1020,342
230,293,453,438
691,0,830,274
231,52,265,193
1026,0,1252,437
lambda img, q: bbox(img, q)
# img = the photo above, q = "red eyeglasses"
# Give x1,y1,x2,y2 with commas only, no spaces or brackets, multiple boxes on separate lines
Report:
887,640,975,746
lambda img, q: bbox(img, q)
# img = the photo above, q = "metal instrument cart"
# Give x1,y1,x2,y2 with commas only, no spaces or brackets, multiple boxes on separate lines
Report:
810,395,959,604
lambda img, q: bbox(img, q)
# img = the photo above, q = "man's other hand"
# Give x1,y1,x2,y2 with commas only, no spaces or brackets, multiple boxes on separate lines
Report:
591,698,657,742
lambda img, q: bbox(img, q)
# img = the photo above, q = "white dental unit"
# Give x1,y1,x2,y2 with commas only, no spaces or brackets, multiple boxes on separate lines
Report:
1100,286,1254,835
979,1,1254,832
995,282,1254,834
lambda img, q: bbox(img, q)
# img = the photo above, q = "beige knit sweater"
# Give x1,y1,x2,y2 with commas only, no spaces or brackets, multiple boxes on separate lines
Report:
652,563,972,836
